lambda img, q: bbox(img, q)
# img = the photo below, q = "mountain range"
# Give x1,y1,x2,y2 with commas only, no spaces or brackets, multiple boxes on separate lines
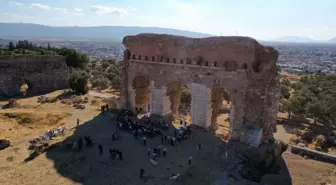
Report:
0,23,212,41
274,36,336,43
0,23,335,43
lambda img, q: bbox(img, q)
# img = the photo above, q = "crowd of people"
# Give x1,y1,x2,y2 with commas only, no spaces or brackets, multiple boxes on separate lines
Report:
70,108,198,181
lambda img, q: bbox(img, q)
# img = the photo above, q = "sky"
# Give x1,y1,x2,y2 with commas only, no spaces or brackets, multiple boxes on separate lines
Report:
0,0,335,40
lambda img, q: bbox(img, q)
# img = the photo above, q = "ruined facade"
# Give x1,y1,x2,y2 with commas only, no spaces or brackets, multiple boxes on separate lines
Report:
0,55,69,98
120,34,280,144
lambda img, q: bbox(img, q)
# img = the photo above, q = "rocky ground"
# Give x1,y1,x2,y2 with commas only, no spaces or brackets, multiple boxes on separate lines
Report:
0,90,335,185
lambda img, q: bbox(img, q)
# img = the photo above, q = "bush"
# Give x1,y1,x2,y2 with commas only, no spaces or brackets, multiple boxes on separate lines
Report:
68,68,89,94
91,77,110,90
181,85,191,105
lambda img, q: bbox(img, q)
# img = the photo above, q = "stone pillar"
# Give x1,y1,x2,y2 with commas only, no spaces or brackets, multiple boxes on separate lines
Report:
190,83,212,129
229,93,246,140
119,51,130,110
150,84,171,117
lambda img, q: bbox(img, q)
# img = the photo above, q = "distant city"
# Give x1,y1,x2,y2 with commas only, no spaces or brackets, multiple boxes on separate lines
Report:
0,38,335,75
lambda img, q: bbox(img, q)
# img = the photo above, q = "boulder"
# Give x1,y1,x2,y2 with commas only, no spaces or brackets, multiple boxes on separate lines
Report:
327,136,336,146
0,139,10,150
315,134,327,148
7,98,18,108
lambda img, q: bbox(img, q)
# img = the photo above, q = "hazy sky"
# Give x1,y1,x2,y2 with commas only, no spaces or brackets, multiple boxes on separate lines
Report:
1,0,335,40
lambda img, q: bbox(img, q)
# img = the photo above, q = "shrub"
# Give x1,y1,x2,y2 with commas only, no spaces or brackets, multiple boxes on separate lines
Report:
68,68,89,94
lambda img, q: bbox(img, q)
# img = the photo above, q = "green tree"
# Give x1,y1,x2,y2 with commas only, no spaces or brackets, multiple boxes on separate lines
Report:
280,85,290,99
181,85,191,105
101,62,110,70
281,78,291,87
280,99,294,119
57,48,89,69
306,99,325,124
91,77,110,90
68,68,89,94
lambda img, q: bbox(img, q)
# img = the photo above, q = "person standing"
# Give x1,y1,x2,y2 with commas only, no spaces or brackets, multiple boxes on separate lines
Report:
98,144,103,156
163,147,167,157
143,136,147,146
188,155,192,166
119,151,124,160
140,168,145,178
147,147,151,157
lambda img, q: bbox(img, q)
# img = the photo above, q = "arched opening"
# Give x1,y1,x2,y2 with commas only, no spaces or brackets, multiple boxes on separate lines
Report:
166,58,170,63
214,61,218,67
132,75,150,114
223,61,229,69
160,57,164,62
166,82,192,125
242,63,248,69
229,61,238,71
186,58,192,65
211,87,231,141
138,55,142,60
132,54,136,59
205,61,209,66
145,56,149,61
152,56,155,61
180,59,184,64
20,82,30,96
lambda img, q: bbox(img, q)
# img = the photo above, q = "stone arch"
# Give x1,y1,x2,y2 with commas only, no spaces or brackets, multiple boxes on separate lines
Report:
132,74,150,113
138,55,142,60
214,61,218,67
145,56,149,61
211,87,232,141
166,81,192,121
152,56,155,61
166,57,170,63
180,59,184,64
132,54,136,59
205,61,209,66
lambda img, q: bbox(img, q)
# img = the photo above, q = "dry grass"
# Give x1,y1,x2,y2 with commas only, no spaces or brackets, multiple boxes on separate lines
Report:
0,112,66,127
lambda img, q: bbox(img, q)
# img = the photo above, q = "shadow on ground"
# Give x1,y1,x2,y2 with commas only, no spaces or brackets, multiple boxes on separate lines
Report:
42,110,292,185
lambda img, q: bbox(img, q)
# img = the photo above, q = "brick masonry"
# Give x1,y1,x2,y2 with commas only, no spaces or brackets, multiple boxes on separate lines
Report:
120,34,280,143
0,55,69,98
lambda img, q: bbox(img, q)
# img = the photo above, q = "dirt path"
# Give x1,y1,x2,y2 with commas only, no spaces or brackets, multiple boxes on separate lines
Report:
88,91,116,99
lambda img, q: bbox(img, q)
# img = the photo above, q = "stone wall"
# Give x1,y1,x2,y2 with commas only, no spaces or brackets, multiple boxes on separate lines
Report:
0,55,69,98
120,34,280,144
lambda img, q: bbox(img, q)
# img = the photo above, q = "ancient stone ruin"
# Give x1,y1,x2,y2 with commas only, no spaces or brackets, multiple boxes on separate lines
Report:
0,55,69,98
120,34,280,146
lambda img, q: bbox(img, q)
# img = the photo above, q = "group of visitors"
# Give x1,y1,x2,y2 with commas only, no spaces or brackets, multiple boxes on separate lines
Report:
116,111,164,139
72,136,93,151
71,108,199,181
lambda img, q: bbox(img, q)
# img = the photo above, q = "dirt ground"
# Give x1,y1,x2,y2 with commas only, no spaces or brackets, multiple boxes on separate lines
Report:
0,91,335,185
